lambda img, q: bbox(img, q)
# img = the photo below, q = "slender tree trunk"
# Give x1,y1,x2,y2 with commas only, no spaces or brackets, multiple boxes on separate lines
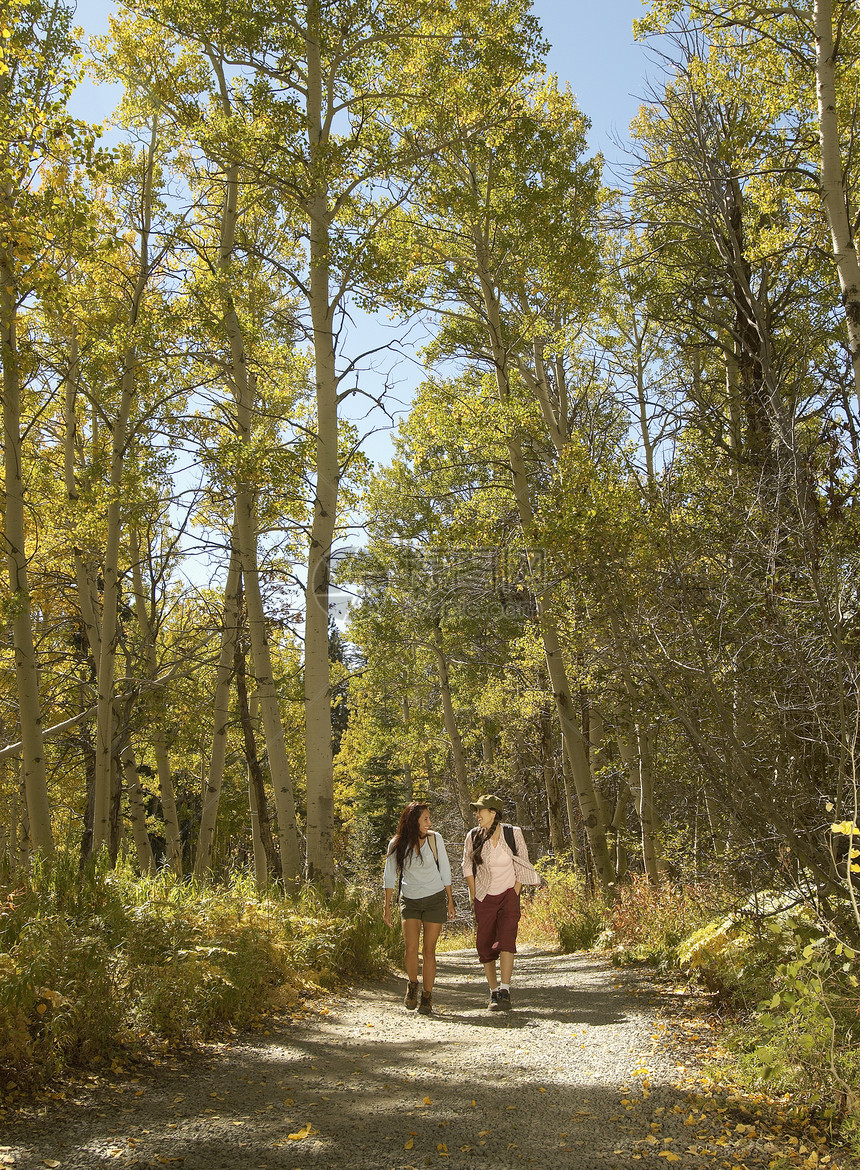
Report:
63,328,102,668
109,739,124,864
206,50,302,884
431,620,473,825
814,0,860,407
212,137,302,883
540,705,566,853
195,533,241,877
8,778,19,875
560,740,582,869
618,727,660,886
16,761,31,868
611,787,628,882
472,235,615,895
233,486,302,883
247,762,268,893
130,530,183,873
0,801,8,872
509,432,615,892
481,719,495,767
303,16,340,885
123,749,156,876
93,125,158,854
586,698,612,829
234,615,280,880
1,239,52,854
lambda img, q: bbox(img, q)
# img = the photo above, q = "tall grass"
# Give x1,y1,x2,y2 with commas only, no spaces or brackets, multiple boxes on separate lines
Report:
520,865,731,965
0,852,401,1095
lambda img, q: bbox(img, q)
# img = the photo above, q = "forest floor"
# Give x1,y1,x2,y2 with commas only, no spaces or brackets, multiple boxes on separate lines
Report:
0,946,855,1170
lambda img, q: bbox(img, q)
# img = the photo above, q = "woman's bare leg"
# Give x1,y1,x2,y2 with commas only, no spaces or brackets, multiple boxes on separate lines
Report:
483,960,498,989
402,918,421,982
499,951,514,985
421,921,444,991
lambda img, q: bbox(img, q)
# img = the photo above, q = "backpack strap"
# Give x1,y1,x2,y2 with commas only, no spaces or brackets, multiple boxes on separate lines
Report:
503,823,518,856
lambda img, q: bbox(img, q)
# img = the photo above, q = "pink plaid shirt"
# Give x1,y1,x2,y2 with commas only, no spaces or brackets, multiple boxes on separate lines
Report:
461,825,541,902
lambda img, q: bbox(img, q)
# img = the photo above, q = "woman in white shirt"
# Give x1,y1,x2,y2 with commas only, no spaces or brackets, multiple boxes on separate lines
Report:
462,794,541,1010
383,802,456,1014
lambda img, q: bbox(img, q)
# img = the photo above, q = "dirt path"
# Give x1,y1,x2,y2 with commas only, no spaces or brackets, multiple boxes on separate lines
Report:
0,947,851,1170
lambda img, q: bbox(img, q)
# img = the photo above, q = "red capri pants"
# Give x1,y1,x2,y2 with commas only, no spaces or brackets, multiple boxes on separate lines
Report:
474,886,520,963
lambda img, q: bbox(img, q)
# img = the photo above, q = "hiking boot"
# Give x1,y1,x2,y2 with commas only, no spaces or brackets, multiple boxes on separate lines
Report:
488,989,500,1010
418,990,433,1015
404,980,419,1010
497,988,512,1011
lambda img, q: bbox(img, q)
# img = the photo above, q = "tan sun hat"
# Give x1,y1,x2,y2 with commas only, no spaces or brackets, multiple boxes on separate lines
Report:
470,794,504,812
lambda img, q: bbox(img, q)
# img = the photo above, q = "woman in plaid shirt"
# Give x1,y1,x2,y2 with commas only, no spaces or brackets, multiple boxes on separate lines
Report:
462,794,541,1010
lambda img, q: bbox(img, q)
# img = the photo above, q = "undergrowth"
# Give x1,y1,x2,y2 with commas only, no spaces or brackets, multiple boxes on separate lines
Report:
519,862,860,1142
0,851,401,1099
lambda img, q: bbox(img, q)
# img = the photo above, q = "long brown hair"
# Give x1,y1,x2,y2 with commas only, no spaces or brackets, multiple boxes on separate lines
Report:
471,811,501,869
388,802,430,874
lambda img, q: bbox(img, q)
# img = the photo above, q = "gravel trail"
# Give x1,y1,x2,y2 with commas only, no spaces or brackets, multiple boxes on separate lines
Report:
0,946,851,1170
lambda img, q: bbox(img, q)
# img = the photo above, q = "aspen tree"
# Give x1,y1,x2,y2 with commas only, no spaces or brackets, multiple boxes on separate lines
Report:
638,0,860,409
398,81,617,893
91,126,161,854
0,0,91,853
112,0,545,882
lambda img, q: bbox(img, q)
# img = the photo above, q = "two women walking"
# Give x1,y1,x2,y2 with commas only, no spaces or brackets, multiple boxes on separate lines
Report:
383,794,540,1013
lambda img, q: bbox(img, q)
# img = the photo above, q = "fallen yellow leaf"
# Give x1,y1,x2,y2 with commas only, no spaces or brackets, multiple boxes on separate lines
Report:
404,1138,414,1150
288,1123,316,1141
423,1096,432,1105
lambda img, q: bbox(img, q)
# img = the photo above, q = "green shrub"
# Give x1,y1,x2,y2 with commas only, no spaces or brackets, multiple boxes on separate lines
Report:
520,858,608,951
0,853,401,1093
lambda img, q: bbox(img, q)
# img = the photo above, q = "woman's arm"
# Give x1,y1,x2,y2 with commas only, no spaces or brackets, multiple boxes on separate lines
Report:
445,884,456,920
512,826,541,886
436,833,453,887
382,840,398,926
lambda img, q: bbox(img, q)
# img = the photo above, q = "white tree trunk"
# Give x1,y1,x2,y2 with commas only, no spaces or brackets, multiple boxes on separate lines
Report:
471,235,616,894
431,621,473,826
814,0,860,408
234,493,302,883
1,243,52,855
303,17,339,887
540,706,567,853
92,125,158,854
63,328,102,667
618,726,660,886
123,749,157,876
194,533,241,877
130,531,183,874
248,762,268,893
207,68,302,884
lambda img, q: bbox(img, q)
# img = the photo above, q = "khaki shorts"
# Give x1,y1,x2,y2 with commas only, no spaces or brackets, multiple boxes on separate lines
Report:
400,889,447,923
